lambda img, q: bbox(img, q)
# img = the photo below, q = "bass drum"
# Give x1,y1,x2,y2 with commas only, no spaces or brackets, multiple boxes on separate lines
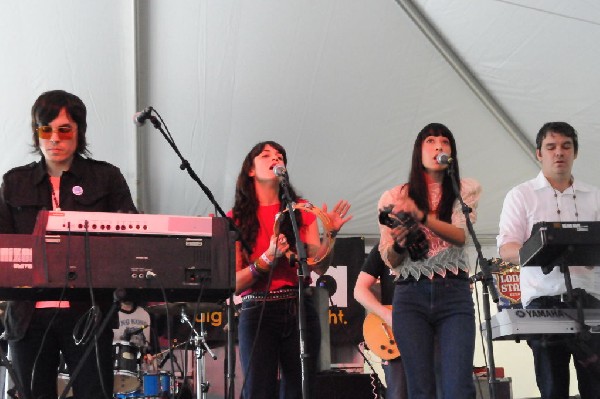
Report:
113,341,142,394
113,372,175,398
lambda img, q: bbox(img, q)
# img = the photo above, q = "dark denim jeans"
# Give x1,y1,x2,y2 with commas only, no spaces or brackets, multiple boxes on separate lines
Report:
8,308,114,399
383,356,409,399
238,295,320,399
527,294,600,399
392,277,475,399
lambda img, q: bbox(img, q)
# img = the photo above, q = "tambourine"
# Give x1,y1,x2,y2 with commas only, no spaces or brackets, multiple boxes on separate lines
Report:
273,202,337,266
378,206,429,261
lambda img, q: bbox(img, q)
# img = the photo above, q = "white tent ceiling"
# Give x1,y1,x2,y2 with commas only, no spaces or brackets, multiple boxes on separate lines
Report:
3,1,599,245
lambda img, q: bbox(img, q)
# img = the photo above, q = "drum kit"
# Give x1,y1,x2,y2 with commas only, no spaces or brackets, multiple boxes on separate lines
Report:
57,301,223,399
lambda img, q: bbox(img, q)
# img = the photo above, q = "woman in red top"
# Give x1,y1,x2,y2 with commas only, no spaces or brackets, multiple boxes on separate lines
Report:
231,141,351,398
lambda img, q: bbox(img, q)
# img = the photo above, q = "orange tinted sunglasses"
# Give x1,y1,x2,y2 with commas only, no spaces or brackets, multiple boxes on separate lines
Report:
37,125,74,140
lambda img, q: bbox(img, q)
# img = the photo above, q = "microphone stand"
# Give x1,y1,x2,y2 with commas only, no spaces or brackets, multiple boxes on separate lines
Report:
144,109,251,254
278,172,312,399
142,108,249,398
180,308,217,399
446,164,500,399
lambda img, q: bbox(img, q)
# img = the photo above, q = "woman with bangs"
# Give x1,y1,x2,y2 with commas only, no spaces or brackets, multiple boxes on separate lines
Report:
378,123,481,399
230,141,351,399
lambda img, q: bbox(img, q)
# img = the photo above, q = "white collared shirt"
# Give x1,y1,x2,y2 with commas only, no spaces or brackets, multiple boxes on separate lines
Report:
497,171,600,306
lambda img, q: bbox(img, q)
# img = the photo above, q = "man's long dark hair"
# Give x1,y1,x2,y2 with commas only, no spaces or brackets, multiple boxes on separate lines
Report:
232,141,303,255
407,123,461,223
31,89,91,156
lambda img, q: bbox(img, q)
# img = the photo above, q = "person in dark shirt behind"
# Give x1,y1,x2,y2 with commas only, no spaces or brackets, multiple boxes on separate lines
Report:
0,89,137,399
354,243,407,399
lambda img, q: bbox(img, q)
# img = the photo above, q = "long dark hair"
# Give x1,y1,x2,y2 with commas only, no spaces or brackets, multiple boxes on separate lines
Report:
407,123,461,223
31,89,91,157
232,141,302,253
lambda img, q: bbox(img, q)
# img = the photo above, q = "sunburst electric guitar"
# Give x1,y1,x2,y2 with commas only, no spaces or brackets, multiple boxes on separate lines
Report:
362,305,400,360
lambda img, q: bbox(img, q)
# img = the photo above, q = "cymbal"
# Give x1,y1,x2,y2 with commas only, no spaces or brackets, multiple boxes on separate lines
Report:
145,302,222,315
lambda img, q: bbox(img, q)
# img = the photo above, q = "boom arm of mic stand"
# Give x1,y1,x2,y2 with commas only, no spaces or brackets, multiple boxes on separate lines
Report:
447,167,499,399
146,114,252,254
278,177,311,399
146,112,241,398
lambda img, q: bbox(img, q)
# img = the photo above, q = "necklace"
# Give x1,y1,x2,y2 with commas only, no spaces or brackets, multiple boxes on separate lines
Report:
51,189,61,211
552,185,578,221
50,176,61,211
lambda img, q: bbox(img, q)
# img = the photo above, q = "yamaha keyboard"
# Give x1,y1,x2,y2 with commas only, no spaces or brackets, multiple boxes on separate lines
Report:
0,211,235,302
484,308,600,341
520,221,600,267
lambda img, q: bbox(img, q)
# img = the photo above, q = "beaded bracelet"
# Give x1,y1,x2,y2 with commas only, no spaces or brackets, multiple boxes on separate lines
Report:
254,256,271,273
248,262,263,278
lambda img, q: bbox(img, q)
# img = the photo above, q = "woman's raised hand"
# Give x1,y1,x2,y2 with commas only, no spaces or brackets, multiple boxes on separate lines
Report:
323,199,353,232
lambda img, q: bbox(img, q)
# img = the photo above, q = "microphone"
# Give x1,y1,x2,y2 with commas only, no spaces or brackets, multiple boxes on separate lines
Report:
123,324,149,341
436,153,453,165
133,106,154,127
273,164,287,177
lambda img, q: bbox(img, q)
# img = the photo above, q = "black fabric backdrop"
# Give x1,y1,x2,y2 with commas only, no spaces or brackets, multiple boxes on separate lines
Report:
326,237,366,346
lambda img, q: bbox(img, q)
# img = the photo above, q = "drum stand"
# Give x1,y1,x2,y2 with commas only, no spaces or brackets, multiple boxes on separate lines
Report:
180,310,217,399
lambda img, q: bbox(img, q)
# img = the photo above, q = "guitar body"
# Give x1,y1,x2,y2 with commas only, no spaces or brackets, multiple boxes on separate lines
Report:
362,306,400,360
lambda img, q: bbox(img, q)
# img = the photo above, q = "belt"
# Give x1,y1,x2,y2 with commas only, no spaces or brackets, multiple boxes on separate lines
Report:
242,288,298,302
396,270,469,284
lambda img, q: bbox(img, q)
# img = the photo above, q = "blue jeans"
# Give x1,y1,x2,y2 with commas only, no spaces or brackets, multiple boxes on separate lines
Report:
383,356,408,399
238,295,321,399
392,277,475,399
527,294,600,399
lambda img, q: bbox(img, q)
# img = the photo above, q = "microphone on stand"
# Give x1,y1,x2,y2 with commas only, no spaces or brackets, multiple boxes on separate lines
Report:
273,164,287,178
436,153,453,165
133,107,154,127
123,324,149,341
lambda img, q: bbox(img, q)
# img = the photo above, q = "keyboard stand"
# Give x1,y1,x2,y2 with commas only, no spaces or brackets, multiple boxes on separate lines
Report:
540,247,599,377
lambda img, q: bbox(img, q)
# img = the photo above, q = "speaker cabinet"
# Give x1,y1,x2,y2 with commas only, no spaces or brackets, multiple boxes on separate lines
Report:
474,377,513,399
315,372,376,399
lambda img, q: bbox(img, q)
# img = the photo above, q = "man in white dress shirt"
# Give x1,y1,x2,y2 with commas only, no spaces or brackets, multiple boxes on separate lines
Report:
497,122,600,399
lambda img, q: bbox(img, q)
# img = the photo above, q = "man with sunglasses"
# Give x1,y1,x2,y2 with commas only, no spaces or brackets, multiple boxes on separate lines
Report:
0,90,137,399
